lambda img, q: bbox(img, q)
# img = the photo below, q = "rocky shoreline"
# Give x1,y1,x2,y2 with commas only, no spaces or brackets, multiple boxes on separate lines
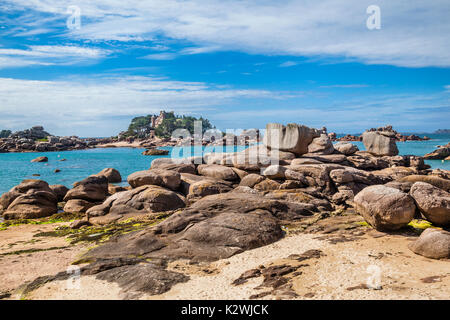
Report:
0,122,448,300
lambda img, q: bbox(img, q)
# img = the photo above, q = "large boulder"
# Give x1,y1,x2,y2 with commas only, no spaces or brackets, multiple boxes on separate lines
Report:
263,123,320,156
333,142,359,155
127,169,181,190
64,176,109,203
399,175,450,193
410,182,450,226
188,180,233,200
353,185,416,231
362,131,399,156
150,159,197,174
197,164,239,181
408,228,450,259
423,146,450,160
64,199,98,213
239,174,266,188
95,168,122,183
1,180,57,219
83,192,314,262
87,185,186,224
307,134,334,155
49,184,69,202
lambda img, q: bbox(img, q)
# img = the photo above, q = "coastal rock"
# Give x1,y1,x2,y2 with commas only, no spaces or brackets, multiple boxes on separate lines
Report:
150,160,197,174
244,145,296,161
127,169,181,191
108,184,128,194
347,152,390,170
95,168,122,183
334,142,359,155
87,185,186,224
362,131,399,156
408,228,450,259
142,149,170,156
64,199,98,213
84,192,314,262
188,180,233,200
399,175,450,193
197,164,239,181
353,185,416,231
307,134,334,155
1,180,57,219
423,146,450,160
254,179,281,191
31,156,48,163
49,184,69,202
262,165,288,179
263,123,320,156
239,174,266,188
410,182,450,226
64,176,109,203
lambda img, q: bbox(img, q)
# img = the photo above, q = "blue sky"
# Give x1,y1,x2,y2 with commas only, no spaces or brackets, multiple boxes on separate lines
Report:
0,0,449,137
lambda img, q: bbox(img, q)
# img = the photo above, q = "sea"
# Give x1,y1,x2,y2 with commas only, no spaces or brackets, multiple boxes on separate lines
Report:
0,134,449,196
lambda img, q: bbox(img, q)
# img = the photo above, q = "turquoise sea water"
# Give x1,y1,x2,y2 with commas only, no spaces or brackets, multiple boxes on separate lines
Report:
0,135,448,195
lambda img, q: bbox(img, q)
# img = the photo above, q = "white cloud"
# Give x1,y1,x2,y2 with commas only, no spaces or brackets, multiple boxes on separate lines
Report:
141,52,178,60
2,0,450,67
0,45,111,68
279,61,298,67
0,76,281,136
320,84,370,88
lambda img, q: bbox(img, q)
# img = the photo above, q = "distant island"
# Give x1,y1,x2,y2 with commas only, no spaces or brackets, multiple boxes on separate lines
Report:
435,129,450,134
119,110,214,139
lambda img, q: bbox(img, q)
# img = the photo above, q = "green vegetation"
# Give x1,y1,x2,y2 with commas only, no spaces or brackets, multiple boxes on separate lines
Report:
0,129,11,138
36,138,48,142
124,112,214,139
0,212,83,231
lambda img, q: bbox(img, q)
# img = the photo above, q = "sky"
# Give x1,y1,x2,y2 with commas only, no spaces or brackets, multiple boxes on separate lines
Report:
0,0,449,137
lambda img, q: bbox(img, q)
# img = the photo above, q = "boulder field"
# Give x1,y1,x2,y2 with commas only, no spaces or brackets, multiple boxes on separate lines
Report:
1,122,449,298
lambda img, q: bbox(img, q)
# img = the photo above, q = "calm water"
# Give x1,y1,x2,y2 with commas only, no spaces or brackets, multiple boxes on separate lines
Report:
0,135,448,195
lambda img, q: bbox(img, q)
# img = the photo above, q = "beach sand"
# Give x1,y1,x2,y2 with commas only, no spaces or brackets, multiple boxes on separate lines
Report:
2,217,447,300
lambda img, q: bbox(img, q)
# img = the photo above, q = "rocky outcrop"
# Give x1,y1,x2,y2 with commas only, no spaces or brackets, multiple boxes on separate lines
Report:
423,143,450,160
334,142,359,155
263,123,320,156
410,182,450,226
362,129,399,156
353,185,416,231
408,228,450,259
0,180,58,219
63,176,109,213
399,175,450,193
31,156,48,163
84,192,314,262
127,169,181,190
95,168,122,183
49,184,69,202
87,185,186,224
150,159,197,174
142,149,170,156
307,134,334,155
0,126,114,153
197,164,239,181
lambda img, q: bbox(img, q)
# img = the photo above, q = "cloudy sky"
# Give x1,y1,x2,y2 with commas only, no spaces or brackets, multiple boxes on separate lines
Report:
0,0,449,136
